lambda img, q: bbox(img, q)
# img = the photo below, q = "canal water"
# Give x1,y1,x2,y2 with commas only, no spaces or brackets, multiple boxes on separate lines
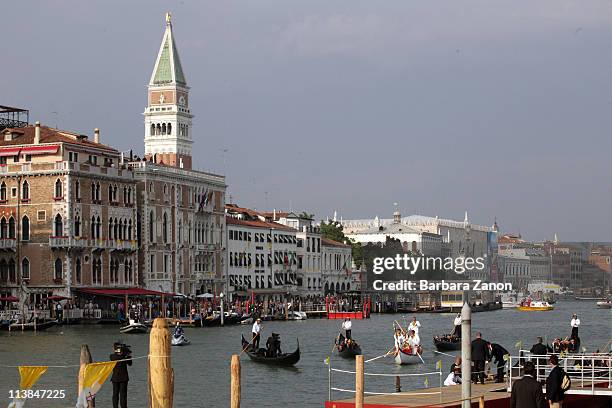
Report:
0,301,609,407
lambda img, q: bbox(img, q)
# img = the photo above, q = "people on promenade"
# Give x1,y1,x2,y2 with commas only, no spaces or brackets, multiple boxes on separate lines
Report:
510,361,546,408
471,332,489,384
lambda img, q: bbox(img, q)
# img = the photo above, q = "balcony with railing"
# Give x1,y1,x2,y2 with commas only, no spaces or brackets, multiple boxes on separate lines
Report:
0,238,17,250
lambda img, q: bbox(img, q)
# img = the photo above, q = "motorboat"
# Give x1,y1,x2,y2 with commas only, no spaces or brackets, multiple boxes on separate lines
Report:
596,300,612,309
171,332,190,346
119,319,148,334
517,300,554,311
286,311,307,320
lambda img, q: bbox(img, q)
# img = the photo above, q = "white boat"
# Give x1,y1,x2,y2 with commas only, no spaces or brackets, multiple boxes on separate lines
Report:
171,333,190,346
286,311,307,321
596,300,612,309
501,296,519,309
394,347,423,365
119,319,148,334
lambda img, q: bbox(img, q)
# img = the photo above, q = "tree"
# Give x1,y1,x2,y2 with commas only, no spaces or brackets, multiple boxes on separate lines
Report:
298,211,314,220
320,220,364,268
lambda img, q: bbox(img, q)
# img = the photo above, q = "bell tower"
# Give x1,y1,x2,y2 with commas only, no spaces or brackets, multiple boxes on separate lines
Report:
144,12,193,169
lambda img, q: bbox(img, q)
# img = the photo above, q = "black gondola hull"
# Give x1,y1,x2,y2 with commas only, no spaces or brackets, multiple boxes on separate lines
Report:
433,337,461,351
241,334,300,366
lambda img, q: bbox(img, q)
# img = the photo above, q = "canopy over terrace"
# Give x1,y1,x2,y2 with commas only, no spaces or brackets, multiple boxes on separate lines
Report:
73,288,178,320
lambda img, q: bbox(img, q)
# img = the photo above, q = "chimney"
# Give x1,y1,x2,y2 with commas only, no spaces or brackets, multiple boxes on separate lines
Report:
34,121,41,144
94,128,100,144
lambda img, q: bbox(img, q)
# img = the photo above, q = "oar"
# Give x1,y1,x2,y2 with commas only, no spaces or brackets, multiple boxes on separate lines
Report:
330,322,345,354
365,347,395,363
416,350,425,364
433,350,456,358
240,328,263,356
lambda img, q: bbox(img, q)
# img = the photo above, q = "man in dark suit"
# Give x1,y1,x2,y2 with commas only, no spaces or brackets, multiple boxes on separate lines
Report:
471,332,489,384
489,342,509,383
510,361,546,408
110,342,133,408
546,354,565,408
530,337,549,380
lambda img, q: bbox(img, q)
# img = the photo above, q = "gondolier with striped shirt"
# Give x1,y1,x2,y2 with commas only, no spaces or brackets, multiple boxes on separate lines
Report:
252,318,262,348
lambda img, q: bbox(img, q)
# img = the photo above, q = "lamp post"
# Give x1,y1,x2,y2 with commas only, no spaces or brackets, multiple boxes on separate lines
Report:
220,292,224,326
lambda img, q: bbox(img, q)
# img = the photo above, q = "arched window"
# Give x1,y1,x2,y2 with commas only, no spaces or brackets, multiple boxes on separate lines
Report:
122,218,127,239
162,212,168,243
108,217,114,240
8,217,15,239
54,179,63,198
0,217,6,239
113,185,117,201
91,182,96,201
128,219,132,240
91,215,96,238
54,258,63,280
0,260,6,282
124,259,129,283
74,215,81,237
8,259,16,283
96,182,101,201
150,124,155,136
21,258,30,280
0,182,6,201
156,124,161,135
54,214,63,237
108,185,113,202
149,211,154,242
161,123,167,135
75,258,81,284
21,216,29,241
167,123,172,135
21,180,29,200
96,216,101,239
113,218,119,239
75,180,80,199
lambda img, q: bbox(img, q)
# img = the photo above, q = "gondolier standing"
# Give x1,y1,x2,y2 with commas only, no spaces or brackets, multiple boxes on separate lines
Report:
342,318,352,339
252,318,262,348
570,314,580,339
452,313,461,337
408,316,421,335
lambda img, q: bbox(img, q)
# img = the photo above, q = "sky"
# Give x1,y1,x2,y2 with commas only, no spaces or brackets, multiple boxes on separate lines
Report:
2,1,611,241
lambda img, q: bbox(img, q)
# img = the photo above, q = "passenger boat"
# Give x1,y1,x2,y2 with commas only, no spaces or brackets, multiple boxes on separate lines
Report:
394,345,423,365
335,334,362,358
119,319,148,334
517,300,554,311
433,336,461,351
8,319,58,331
240,334,300,366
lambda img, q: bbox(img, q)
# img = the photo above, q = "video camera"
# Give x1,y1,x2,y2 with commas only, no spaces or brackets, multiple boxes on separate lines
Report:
114,342,132,357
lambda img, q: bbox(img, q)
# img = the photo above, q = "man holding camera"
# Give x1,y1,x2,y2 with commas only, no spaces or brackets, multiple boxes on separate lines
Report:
110,342,132,408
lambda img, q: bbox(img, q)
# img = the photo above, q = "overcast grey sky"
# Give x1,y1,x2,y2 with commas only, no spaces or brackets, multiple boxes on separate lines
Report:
2,1,611,241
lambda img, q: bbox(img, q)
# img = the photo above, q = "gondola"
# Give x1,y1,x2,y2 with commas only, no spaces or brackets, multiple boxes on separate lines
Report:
394,346,423,365
433,335,461,351
8,319,58,332
336,334,362,358
240,334,300,366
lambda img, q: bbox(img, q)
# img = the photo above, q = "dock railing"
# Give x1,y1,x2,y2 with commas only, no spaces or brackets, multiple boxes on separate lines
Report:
327,354,443,405
509,351,612,396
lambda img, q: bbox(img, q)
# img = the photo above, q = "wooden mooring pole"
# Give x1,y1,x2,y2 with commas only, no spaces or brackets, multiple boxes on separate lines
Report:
149,317,173,408
230,354,241,408
479,395,485,408
355,354,364,408
78,344,94,408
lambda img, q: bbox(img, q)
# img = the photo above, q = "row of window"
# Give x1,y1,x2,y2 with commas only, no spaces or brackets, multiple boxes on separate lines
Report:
0,216,31,240
229,230,297,244
229,251,297,268
0,180,134,205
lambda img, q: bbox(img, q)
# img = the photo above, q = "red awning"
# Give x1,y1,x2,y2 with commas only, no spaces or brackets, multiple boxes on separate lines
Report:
0,148,20,157
21,145,59,155
75,288,175,297
0,296,19,302
42,295,70,301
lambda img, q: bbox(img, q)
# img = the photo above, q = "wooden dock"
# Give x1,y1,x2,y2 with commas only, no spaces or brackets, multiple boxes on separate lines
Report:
326,382,509,408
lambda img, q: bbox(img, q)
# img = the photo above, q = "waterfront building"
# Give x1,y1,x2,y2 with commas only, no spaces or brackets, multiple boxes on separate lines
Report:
342,208,494,280
0,123,138,301
542,239,582,290
132,13,226,295
320,237,353,294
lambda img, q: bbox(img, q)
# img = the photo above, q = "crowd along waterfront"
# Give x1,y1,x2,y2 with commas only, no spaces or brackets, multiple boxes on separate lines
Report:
0,300,609,407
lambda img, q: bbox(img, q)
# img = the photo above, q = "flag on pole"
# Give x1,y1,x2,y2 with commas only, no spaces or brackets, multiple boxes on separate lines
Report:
75,361,117,408
515,340,522,349
436,360,442,370
424,377,429,387
8,366,48,408
324,356,330,365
